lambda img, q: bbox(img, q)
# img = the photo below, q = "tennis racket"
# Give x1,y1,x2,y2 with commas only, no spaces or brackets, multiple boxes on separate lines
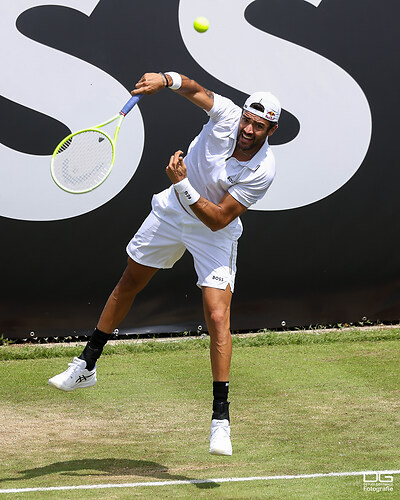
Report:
50,94,143,194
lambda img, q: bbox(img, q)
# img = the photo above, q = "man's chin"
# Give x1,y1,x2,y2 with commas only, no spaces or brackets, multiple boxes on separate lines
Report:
237,139,254,151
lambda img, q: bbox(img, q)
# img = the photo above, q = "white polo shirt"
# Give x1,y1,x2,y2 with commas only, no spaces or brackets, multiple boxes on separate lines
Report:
128,94,276,289
184,93,276,219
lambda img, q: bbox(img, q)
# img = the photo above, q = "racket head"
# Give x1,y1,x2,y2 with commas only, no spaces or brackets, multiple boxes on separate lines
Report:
50,128,115,194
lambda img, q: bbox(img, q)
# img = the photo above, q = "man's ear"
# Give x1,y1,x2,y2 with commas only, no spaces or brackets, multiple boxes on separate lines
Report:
267,123,278,137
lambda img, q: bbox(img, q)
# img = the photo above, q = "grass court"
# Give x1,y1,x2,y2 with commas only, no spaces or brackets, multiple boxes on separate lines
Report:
0,327,399,498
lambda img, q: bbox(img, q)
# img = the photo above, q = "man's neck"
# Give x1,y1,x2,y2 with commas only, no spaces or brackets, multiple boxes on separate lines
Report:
232,144,259,162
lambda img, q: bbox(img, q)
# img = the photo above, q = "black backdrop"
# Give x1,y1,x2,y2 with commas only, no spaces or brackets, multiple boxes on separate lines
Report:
1,0,399,339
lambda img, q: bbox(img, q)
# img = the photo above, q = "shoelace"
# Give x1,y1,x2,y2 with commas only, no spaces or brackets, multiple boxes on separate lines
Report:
211,422,230,437
66,360,83,376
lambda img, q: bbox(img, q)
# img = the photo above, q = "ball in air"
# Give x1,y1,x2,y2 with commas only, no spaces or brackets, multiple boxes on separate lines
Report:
193,16,209,33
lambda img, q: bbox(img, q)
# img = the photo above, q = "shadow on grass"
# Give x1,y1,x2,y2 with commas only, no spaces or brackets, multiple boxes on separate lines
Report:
1,458,219,490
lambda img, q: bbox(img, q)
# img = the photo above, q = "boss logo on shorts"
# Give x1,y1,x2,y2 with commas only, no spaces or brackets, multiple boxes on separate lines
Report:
212,275,224,282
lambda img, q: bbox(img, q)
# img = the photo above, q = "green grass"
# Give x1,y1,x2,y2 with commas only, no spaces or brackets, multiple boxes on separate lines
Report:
1,326,400,361
0,329,399,499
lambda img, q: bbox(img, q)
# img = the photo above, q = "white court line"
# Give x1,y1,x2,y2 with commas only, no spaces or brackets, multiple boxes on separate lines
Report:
0,470,399,494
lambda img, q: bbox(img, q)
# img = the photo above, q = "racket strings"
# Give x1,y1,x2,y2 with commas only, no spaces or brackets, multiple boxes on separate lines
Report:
58,138,72,153
52,130,113,192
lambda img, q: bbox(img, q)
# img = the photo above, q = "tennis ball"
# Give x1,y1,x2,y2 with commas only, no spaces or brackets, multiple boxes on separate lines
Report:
193,16,209,33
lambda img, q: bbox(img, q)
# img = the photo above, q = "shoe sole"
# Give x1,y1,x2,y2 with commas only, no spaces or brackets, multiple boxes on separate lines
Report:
209,447,232,456
210,450,232,457
48,379,97,392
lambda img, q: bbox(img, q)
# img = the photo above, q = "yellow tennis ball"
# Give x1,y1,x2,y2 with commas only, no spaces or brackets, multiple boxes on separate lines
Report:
193,16,209,33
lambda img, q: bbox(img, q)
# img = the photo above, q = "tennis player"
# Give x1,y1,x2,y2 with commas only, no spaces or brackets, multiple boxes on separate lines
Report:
48,71,280,456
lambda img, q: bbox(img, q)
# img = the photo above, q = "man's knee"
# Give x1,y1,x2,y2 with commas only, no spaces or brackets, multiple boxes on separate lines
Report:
207,308,231,357
208,309,230,332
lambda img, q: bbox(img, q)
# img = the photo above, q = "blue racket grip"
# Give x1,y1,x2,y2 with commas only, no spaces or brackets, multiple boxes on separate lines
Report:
120,94,143,116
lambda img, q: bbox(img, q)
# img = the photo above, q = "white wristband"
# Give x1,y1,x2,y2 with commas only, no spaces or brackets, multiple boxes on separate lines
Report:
174,178,200,205
165,71,182,90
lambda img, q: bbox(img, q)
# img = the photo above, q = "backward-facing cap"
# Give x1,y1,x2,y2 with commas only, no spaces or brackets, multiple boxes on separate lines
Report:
243,91,281,123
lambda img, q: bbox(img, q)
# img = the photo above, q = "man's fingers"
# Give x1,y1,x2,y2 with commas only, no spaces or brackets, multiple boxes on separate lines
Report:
170,153,183,166
131,81,145,95
174,150,184,165
166,151,185,176
131,73,163,95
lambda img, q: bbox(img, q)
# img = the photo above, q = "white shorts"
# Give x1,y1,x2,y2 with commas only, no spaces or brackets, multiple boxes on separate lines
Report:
126,186,242,292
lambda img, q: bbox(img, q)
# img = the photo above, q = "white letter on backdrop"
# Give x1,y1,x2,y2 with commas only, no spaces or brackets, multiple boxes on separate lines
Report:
0,0,144,221
179,0,372,211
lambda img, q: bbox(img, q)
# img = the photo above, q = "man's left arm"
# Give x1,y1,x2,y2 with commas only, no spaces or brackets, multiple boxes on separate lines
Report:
191,193,247,232
166,151,247,232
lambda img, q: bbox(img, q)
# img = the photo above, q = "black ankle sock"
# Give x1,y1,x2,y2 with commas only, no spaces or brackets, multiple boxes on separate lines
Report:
212,401,230,421
79,328,110,370
212,381,230,421
213,381,229,403
88,328,110,349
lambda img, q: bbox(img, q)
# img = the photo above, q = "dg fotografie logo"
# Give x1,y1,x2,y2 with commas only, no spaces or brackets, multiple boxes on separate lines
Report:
363,473,394,493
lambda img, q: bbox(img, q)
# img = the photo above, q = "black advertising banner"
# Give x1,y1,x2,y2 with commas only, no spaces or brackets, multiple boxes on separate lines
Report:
0,0,399,339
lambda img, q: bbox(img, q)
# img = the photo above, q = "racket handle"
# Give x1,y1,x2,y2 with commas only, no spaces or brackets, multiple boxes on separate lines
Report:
120,94,143,116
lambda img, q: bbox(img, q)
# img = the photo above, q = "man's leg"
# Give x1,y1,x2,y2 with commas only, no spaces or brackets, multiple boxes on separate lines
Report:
97,257,158,334
78,257,159,369
202,285,233,455
202,285,232,381
48,258,157,391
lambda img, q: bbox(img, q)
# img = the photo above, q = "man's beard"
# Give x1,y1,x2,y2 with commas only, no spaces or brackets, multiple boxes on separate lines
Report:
237,131,262,155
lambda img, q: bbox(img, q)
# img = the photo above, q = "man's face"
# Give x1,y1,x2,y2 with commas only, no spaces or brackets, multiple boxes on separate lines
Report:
236,111,277,156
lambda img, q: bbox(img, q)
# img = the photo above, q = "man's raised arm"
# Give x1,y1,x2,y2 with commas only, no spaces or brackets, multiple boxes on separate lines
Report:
131,72,214,112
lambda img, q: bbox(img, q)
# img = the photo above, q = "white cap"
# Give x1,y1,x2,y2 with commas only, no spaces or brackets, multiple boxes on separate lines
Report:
243,91,281,123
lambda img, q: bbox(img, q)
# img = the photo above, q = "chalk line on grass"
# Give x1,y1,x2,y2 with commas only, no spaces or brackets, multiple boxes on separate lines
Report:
0,469,399,494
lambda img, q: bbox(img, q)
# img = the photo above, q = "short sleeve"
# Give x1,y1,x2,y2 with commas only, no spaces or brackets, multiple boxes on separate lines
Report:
228,162,276,208
207,94,241,124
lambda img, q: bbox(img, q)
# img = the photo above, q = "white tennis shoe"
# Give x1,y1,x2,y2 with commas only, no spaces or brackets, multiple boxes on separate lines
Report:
209,419,232,456
48,357,97,392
